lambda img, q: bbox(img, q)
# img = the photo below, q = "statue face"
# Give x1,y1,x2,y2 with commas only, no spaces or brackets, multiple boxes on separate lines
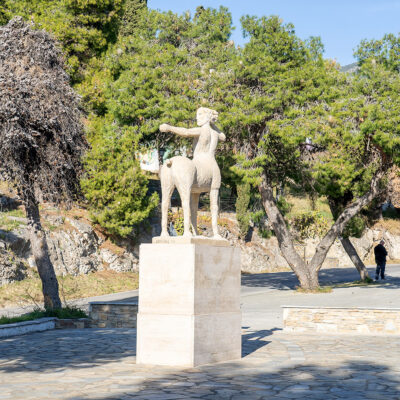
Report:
196,108,218,126
196,111,209,126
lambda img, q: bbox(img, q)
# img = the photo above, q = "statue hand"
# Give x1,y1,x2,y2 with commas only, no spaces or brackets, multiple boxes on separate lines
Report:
160,123,170,133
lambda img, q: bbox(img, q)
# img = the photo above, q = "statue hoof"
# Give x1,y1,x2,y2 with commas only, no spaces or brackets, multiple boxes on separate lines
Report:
213,234,223,240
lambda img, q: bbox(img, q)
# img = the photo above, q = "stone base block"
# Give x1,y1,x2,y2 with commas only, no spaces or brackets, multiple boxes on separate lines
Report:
137,242,241,367
137,312,241,366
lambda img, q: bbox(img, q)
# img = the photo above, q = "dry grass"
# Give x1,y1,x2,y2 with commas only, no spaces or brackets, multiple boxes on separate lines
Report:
286,195,333,222
241,266,292,274
371,219,400,235
0,270,138,309
329,279,376,289
296,286,333,294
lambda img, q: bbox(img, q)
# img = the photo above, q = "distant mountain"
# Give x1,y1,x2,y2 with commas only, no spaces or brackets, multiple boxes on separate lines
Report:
340,62,359,73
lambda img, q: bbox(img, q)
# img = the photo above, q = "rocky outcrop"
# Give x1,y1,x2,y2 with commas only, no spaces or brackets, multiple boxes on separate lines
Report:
0,243,27,285
0,213,139,283
45,217,140,276
216,213,400,273
1,207,400,285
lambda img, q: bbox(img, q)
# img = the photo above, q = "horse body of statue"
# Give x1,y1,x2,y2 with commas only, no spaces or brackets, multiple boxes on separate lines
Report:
159,107,225,238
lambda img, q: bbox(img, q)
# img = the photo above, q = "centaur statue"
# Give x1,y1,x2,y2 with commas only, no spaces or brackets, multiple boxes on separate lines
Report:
158,107,225,239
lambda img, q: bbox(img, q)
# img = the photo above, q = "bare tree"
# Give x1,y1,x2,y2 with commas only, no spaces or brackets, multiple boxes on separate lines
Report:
0,17,87,309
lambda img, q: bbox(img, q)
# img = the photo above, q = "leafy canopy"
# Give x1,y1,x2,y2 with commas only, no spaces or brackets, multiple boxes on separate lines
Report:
80,6,236,236
3,0,126,82
0,17,86,205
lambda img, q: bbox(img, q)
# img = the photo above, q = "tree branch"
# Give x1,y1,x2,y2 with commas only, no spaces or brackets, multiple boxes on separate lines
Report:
311,168,387,271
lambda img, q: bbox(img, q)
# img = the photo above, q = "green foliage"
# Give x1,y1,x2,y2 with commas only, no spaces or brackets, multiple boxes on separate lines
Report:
0,215,24,232
355,33,400,72
5,0,125,82
236,182,251,238
228,15,336,191
3,3,400,246
291,211,330,240
0,0,9,25
119,0,147,37
79,6,235,235
168,209,184,236
343,214,367,238
79,6,235,134
81,117,158,237
229,15,399,253
258,227,273,239
0,306,87,325
276,197,292,216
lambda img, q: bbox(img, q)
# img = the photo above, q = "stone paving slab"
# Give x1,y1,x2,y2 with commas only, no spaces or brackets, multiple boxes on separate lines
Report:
1,328,400,399
2,266,400,398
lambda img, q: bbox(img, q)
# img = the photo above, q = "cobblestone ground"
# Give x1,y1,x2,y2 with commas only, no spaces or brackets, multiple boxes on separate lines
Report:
1,328,400,399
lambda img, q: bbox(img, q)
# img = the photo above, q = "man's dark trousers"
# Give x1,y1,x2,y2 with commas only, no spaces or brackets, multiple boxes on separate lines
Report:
375,262,386,280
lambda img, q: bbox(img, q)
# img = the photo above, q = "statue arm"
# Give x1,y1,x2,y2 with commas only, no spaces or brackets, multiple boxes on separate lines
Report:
211,123,226,142
160,124,201,138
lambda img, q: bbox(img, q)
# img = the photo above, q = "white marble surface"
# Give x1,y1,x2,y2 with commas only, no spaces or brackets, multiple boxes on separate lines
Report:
137,243,241,367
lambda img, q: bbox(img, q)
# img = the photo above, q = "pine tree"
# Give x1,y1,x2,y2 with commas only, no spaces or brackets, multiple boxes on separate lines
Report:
119,0,147,37
227,16,399,289
5,0,125,82
80,6,236,236
80,117,158,237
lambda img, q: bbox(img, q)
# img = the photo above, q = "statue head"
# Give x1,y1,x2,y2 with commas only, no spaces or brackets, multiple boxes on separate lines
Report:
196,107,218,126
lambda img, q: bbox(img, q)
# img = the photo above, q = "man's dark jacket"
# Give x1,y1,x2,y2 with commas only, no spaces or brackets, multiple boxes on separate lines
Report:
374,244,388,264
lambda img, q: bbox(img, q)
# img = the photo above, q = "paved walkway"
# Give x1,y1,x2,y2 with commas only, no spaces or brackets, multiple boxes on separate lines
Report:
1,266,400,399
1,328,400,399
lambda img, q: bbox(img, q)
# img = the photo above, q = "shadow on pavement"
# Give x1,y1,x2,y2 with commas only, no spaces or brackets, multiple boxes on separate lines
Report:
66,360,400,400
242,328,281,357
0,327,282,372
241,265,400,291
2,327,400,399
0,329,137,373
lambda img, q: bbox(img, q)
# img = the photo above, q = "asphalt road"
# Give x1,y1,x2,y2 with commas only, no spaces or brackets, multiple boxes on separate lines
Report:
2,264,400,326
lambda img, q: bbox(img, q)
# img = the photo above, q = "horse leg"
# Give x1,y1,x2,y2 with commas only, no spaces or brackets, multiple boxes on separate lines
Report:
210,188,222,239
190,192,200,236
160,167,174,237
178,187,192,237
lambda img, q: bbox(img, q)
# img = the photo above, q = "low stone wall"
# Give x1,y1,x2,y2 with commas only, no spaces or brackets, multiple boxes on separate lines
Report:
89,302,138,328
0,317,56,338
283,306,400,335
55,318,92,329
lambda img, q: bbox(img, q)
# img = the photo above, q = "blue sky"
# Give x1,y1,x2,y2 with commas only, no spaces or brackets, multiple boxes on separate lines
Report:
148,0,400,66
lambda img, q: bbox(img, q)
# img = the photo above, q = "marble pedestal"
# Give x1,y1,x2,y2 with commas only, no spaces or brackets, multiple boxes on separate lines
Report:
136,237,241,367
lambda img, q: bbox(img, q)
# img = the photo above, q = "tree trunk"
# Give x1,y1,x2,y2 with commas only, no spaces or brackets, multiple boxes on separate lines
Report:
328,199,369,280
25,197,61,309
340,236,369,280
258,172,320,290
259,168,385,290
310,169,386,273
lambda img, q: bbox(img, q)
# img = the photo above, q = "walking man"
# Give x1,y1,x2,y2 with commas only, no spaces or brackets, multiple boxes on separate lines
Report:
374,239,388,280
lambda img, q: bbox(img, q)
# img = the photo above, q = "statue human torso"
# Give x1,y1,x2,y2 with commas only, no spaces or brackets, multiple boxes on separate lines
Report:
191,123,221,192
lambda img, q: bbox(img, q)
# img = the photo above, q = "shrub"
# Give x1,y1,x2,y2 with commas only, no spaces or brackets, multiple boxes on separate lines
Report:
0,306,87,325
291,211,330,239
235,182,251,238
